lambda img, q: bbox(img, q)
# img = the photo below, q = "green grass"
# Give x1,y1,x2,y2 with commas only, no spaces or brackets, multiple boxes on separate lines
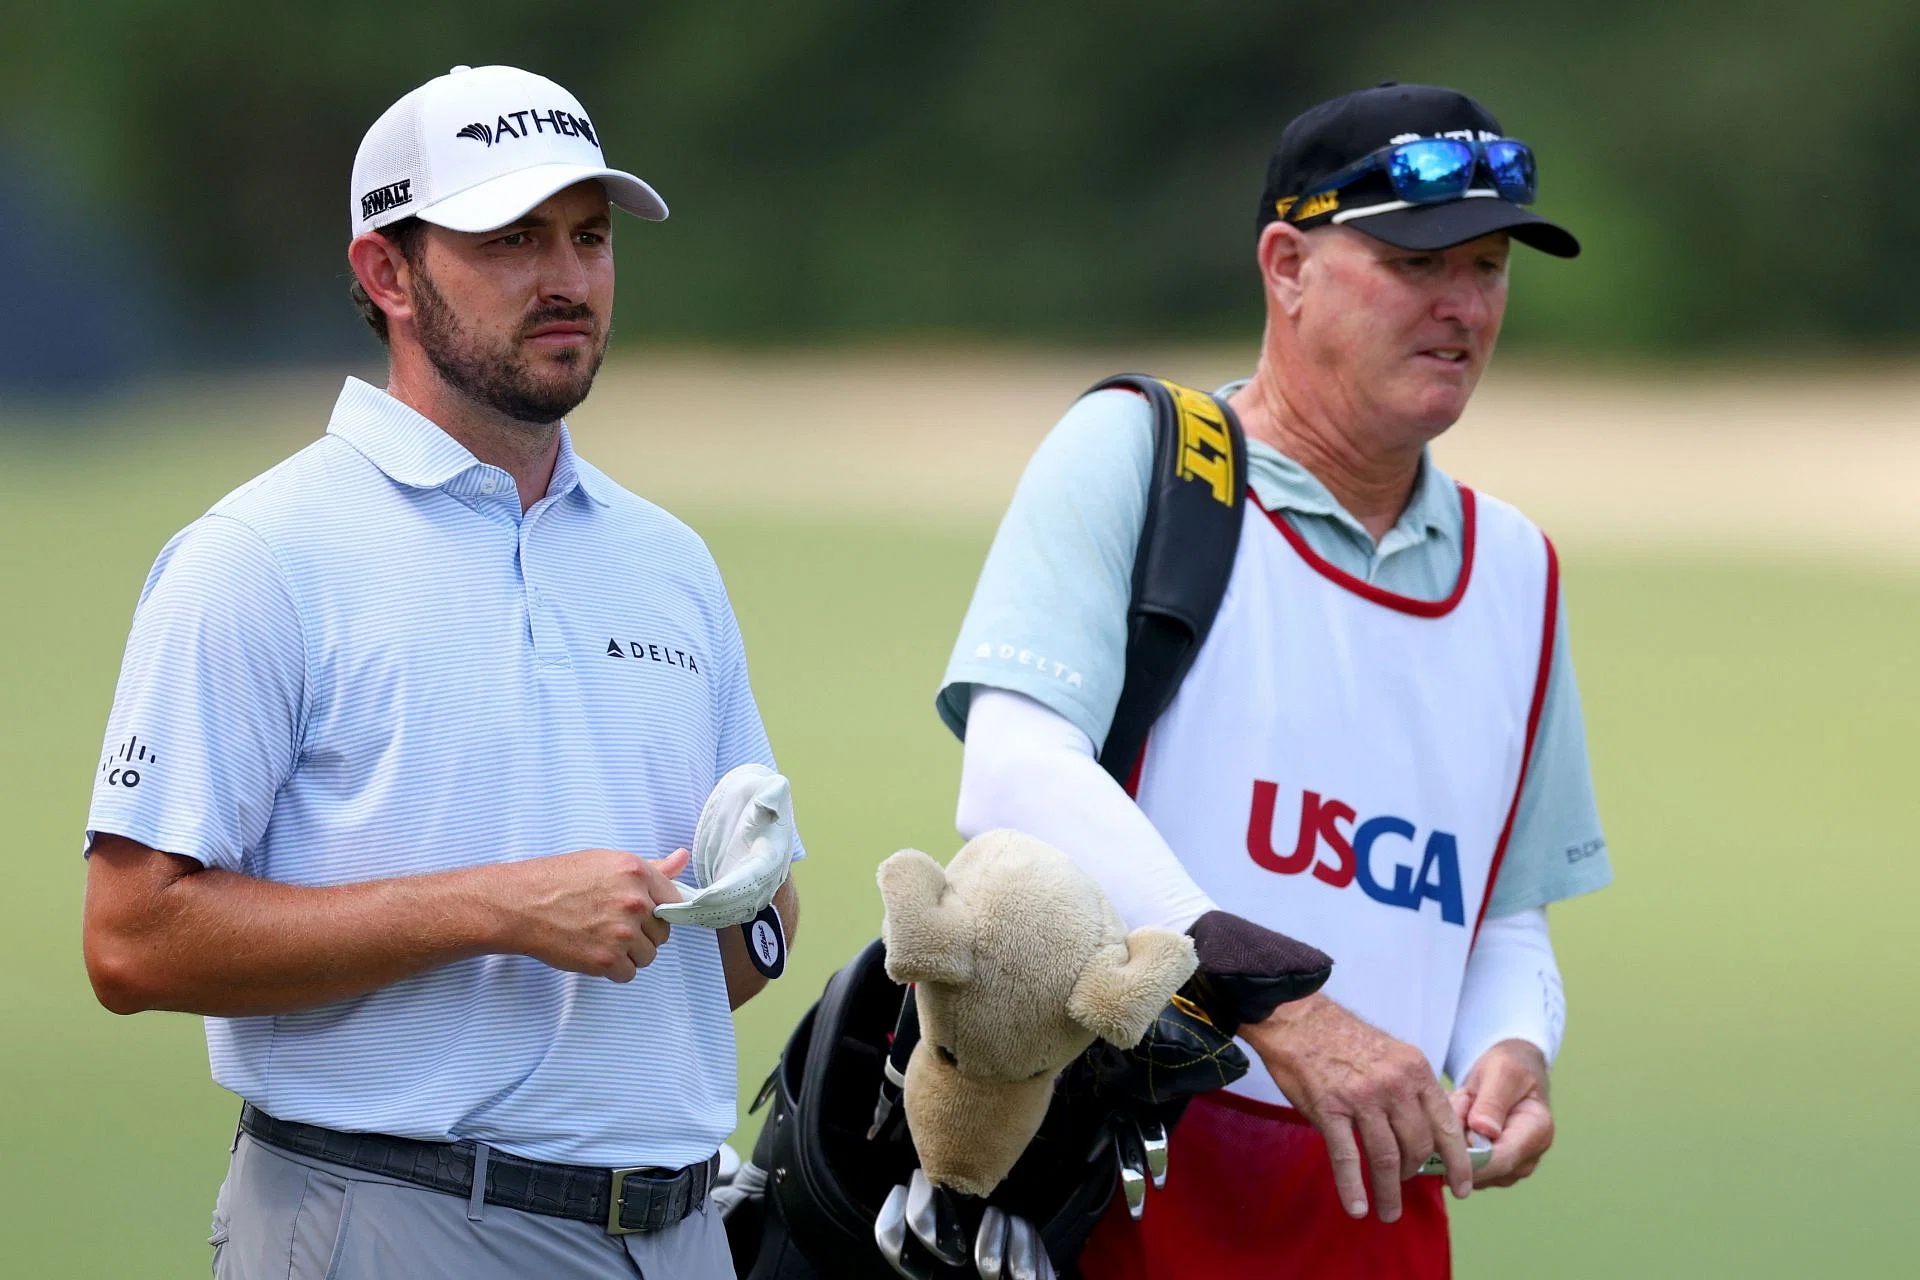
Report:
1,426,1914,1277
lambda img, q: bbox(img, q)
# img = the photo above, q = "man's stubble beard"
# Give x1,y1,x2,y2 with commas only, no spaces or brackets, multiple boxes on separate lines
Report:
411,267,610,426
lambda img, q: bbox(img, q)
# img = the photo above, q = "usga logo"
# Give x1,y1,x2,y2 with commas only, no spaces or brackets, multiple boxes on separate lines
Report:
1246,782,1466,926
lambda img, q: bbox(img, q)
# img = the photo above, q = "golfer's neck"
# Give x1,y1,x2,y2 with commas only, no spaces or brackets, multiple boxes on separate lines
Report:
384,353,560,512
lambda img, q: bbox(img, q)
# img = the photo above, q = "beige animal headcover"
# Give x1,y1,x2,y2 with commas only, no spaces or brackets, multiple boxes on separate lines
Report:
877,829,1198,1197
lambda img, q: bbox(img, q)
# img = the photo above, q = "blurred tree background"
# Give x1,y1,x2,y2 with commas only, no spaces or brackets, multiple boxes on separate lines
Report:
3,0,1918,390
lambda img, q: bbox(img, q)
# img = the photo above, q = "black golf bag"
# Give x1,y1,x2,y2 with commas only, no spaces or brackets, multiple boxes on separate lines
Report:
721,937,1269,1280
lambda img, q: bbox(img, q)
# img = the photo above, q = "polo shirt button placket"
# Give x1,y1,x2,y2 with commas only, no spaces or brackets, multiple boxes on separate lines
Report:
521,529,569,670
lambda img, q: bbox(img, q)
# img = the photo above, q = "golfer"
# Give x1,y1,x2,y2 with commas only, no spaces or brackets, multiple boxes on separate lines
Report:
939,83,1612,1277
81,65,795,1279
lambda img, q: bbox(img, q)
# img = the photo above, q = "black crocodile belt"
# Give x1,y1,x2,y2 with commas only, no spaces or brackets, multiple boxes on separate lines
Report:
239,1103,717,1235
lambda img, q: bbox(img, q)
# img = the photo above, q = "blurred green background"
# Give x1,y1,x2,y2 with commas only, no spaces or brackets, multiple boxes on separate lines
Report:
3,2,1919,1277
6,0,1920,391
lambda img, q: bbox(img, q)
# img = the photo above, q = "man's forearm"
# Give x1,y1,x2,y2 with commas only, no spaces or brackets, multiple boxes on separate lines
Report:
1443,907,1562,1082
957,688,1216,932
84,836,513,1017
721,875,799,1010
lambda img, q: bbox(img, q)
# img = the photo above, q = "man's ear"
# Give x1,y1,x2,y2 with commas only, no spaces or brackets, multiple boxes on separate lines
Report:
1066,927,1198,1048
1256,220,1311,319
878,849,975,986
347,231,418,332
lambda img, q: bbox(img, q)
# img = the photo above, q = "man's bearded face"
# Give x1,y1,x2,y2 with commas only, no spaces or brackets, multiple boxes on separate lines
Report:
411,263,609,425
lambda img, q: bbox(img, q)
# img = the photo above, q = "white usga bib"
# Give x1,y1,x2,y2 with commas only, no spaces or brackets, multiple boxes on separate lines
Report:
1132,486,1559,1108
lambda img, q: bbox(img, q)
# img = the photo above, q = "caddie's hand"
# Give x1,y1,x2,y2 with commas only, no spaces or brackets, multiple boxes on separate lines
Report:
1450,1038,1554,1188
1242,993,1473,1221
499,847,688,981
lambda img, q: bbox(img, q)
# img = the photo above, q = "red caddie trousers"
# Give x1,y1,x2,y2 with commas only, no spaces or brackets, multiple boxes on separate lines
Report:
1078,1091,1451,1279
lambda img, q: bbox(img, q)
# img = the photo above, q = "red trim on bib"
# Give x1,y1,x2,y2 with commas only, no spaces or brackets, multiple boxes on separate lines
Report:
1472,534,1560,941
1123,734,1148,799
1259,485,1478,618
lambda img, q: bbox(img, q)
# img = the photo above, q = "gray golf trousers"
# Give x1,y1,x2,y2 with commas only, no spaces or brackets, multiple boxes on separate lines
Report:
210,1132,735,1279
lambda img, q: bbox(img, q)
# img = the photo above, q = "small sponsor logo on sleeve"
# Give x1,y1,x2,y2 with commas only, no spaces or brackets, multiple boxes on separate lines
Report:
972,641,1084,689
1565,837,1606,865
99,735,157,789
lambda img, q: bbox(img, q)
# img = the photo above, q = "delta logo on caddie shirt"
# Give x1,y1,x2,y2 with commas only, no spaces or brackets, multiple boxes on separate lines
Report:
1245,781,1466,926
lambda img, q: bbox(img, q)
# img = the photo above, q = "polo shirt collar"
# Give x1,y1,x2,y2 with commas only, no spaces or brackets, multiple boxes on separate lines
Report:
326,377,609,507
1212,377,1455,550
1247,439,1454,546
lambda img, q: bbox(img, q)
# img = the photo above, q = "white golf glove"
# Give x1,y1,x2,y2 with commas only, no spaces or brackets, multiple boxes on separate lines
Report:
653,764,797,929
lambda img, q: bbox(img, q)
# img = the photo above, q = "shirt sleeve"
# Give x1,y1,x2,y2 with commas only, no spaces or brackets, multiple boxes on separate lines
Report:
84,514,308,873
935,388,1155,750
1483,581,1613,915
708,572,804,864
957,688,1216,932
1443,906,1565,1081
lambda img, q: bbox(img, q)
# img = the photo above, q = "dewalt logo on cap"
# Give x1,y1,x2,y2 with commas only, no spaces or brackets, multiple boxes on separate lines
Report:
359,179,413,222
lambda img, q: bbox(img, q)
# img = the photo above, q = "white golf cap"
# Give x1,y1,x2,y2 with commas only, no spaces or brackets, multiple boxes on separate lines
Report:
350,64,666,238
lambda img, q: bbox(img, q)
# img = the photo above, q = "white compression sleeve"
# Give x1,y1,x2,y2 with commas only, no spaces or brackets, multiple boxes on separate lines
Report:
956,688,1218,933
1444,907,1566,1082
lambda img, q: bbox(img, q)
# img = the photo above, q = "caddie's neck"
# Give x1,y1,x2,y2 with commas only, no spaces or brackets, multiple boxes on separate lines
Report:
1229,345,1428,546
385,348,561,513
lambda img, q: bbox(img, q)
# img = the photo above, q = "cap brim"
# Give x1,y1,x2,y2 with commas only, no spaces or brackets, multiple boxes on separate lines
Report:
417,162,668,232
1350,197,1579,259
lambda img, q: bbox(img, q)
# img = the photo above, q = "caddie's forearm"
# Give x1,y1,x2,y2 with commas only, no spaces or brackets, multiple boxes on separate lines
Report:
957,688,1216,932
83,835,513,1018
720,875,799,1010
1443,907,1563,1082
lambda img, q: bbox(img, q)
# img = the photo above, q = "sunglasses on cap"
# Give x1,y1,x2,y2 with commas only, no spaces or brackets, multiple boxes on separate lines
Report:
1284,137,1537,222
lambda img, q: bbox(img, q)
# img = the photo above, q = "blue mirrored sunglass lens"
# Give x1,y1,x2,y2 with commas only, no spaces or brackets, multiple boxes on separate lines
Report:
1483,142,1536,202
1386,140,1476,203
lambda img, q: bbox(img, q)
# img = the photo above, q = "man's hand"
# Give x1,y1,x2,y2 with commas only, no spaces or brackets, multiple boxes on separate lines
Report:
497,847,689,981
1241,993,1473,1221
1450,1038,1554,1188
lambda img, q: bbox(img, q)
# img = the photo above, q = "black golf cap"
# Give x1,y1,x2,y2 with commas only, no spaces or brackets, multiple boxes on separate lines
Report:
1257,83,1579,258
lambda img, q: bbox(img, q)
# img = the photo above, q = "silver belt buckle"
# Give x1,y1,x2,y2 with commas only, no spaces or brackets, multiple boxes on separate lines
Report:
606,1167,650,1235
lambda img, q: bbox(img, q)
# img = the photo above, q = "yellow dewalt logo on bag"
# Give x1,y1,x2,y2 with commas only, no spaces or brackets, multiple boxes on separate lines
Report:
1164,381,1234,506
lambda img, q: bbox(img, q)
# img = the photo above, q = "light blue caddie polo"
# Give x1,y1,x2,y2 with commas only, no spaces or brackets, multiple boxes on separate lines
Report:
86,377,796,1167
937,386,1612,917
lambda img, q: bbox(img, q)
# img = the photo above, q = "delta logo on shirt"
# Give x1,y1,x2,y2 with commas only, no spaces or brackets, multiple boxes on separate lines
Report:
1245,781,1466,926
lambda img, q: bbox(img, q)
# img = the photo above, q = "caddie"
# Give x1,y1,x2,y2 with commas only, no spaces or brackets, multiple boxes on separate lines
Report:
938,83,1613,1277
80,64,799,1279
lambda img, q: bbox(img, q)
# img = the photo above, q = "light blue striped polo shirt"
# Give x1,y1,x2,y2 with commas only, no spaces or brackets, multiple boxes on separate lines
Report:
85,377,797,1167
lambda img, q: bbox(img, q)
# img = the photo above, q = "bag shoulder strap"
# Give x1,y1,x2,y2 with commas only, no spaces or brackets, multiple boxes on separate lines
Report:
1088,374,1248,786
